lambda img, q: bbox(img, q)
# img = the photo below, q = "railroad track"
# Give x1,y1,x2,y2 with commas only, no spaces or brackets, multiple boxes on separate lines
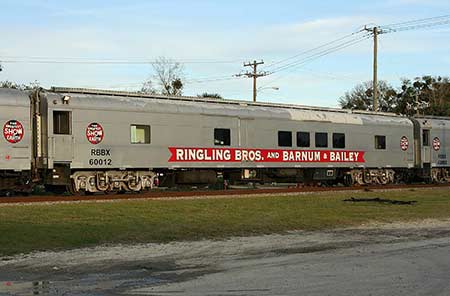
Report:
1,183,449,204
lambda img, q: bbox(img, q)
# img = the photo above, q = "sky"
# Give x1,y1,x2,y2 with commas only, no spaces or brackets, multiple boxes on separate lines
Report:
1,0,449,107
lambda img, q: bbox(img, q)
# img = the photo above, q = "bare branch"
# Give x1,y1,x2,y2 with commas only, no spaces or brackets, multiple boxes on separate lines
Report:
143,57,185,96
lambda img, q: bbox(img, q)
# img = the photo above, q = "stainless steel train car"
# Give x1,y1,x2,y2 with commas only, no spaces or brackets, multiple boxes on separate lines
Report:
415,116,450,182
0,89,32,193
0,87,449,194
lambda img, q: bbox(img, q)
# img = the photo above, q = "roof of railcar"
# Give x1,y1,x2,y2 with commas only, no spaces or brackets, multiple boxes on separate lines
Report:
46,87,416,127
0,88,31,106
50,87,403,116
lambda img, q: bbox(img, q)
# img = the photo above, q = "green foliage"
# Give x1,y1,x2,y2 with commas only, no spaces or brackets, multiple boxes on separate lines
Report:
0,80,40,91
339,80,397,112
1,189,450,256
198,92,223,99
340,76,450,116
398,76,450,116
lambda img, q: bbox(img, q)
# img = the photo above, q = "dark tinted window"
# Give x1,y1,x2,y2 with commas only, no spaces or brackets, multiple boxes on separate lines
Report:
214,128,231,146
296,132,310,147
278,131,292,147
333,133,345,148
53,111,71,135
423,130,430,146
375,135,386,150
315,132,328,148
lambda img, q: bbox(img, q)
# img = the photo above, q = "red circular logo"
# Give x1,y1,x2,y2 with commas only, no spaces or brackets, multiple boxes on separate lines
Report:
400,136,409,151
433,137,441,151
86,123,104,145
3,120,24,144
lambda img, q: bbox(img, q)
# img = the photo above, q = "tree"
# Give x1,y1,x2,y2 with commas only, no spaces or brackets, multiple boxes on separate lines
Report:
142,57,185,96
0,80,40,90
197,92,223,99
398,76,450,116
139,80,157,95
340,76,450,116
338,81,398,112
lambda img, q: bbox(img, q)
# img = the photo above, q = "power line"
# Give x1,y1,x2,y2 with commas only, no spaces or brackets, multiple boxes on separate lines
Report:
237,15,450,94
379,15,450,33
0,57,244,65
380,14,450,29
0,56,245,84
261,15,450,89
0,60,242,65
269,34,371,74
359,15,450,111
78,74,245,90
296,67,358,81
3,15,449,96
259,14,450,89
383,20,450,33
185,76,243,84
257,35,371,90
263,30,366,70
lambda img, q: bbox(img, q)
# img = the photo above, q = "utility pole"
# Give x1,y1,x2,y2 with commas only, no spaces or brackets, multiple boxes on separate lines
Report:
236,60,269,102
364,26,383,112
372,27,379,112
415,91,420,116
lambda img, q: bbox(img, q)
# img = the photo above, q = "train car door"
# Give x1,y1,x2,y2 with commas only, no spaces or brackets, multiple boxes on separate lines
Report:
422,129,431,165
238,118,254,148
51,110,73,163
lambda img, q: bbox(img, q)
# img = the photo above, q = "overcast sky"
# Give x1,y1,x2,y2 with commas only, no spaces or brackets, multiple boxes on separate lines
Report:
1,0,449,107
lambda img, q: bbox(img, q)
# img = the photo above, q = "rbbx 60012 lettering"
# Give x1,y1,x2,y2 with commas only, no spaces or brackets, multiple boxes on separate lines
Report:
0,87,448,195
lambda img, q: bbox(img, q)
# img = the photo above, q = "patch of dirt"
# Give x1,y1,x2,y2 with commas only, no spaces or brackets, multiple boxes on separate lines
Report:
1,219,450,295
2,218,450,271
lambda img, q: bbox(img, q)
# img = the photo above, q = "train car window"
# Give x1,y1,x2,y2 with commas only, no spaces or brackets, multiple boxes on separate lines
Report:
278,131,292,147
214,128,231,146
296,132,310,147
333,133,345,148
130,125,151,144
315,132,328,148
53,111,71,135
423,130,430,146
375,135,386,150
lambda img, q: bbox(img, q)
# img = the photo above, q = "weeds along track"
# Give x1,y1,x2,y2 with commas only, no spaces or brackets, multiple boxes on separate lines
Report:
1,183,449,205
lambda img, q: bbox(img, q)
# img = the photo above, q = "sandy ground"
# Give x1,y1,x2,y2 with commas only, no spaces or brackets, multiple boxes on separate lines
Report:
1,219,450,295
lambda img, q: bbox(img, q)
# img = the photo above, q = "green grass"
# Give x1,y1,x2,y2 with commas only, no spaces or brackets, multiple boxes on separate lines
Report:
1,188,450,256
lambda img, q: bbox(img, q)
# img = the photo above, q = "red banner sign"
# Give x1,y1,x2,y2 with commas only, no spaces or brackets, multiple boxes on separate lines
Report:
169,147,365,163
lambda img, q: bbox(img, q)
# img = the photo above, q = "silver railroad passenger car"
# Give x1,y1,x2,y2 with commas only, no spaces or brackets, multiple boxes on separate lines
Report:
0,87,449,194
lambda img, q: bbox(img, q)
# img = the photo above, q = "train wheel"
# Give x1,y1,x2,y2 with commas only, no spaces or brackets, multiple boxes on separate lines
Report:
0,190,14,197
343,174,353,187
67,181,78,195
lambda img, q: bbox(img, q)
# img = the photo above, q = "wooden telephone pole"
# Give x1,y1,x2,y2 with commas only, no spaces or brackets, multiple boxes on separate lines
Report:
364,26,383,112
237,60,269,102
